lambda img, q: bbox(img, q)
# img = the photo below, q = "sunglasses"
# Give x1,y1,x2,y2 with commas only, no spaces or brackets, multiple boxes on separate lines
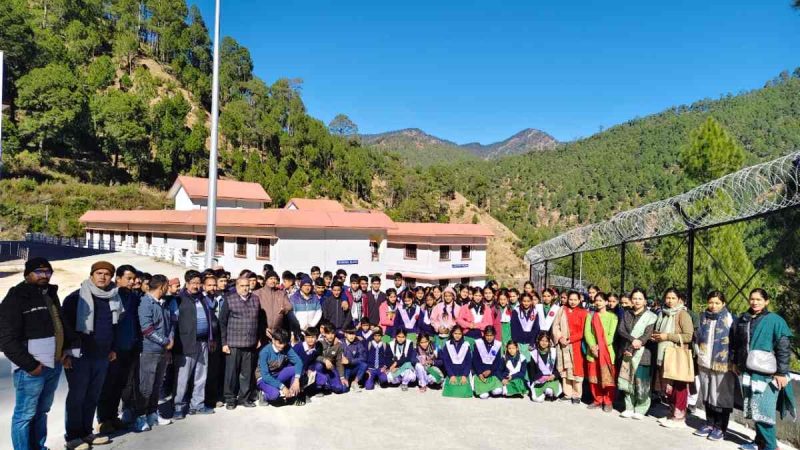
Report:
33,269,53,276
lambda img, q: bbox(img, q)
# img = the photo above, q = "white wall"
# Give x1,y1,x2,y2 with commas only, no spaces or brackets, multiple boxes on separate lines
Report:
173,187,263,210
383,242,488,287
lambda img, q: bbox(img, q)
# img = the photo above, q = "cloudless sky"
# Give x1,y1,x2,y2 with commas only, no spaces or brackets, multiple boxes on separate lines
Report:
190,0,800,144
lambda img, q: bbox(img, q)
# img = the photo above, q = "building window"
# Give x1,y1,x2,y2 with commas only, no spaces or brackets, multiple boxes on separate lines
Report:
162,233,168,243
235,237,247,258
461,277,471,285
404,244,417,260
257,238,271,259
145,233,153,245
439,245,450,261
439,279,450,287
461,245,471,260
133,232,139,243
196,235,205,253
370,241,380,261
215,236,225,256
121,232,127,243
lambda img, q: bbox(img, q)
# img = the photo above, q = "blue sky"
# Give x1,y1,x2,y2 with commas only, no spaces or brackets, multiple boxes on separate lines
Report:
191,0,799,143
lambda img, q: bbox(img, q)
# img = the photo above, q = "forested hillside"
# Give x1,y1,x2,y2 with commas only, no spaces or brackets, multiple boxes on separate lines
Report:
0,0,455,236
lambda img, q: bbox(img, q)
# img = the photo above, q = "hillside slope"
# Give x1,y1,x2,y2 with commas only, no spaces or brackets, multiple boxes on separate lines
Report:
462,128,558,159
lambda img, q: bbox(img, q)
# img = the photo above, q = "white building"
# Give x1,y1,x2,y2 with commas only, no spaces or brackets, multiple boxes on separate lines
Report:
79,177,493,289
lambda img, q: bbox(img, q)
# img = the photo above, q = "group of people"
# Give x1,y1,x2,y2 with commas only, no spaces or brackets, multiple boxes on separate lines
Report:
0,257,795,450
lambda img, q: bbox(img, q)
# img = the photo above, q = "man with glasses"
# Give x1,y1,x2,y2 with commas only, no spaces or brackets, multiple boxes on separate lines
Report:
0,258,79,450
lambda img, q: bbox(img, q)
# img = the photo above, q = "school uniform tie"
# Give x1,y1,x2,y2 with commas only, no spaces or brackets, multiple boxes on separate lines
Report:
374,346,380,368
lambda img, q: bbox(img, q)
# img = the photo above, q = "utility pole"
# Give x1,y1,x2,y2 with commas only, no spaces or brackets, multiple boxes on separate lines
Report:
0,51,5,179
204,0,222,269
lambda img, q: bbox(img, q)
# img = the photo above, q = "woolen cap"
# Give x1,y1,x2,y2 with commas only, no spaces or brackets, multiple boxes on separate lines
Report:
300,275,313,286
90,261,115,275
24,257,52,276
265,270,279,281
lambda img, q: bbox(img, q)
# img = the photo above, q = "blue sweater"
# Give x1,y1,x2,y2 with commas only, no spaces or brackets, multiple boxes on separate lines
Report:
258,344,303,389
292,341,321,371
114,289,141,352
342,338,367,366
139,294,173,353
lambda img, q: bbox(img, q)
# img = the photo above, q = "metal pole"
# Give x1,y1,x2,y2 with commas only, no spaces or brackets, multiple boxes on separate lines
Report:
571,253,576,288
544,260,549,289
620,241,627,294
686,229,695,310
0,51,4,179
204,0,222,269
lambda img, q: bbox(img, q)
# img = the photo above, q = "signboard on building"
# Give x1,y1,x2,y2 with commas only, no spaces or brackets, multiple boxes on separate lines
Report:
337,259,359,265
452,263,469,268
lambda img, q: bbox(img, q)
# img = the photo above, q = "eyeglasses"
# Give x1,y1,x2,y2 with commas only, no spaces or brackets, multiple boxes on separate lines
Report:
33,269,53,276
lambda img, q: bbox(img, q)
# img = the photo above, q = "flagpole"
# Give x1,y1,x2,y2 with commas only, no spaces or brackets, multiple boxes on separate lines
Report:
204,0,222,269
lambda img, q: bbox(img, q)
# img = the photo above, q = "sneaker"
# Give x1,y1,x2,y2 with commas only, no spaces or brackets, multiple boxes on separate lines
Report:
65,438,90,450
216,401,224,408
353,383,363,393
240,401,256,408
587,402,602,410
707,428,724,441
193,407,215,415
571,397,581,405
134,416,151,433
225,403,236,410
738,442,759,450
532,396,545,403
619,410,634,419
603,404,613,413
82,434,110,445
146,413,171,427
631,413,645,420
401,384,408,392
660,419,687,429
156,414,172,426
694,425,714,437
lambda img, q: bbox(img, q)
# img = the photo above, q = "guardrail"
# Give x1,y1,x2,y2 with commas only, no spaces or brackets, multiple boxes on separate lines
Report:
24,233,205,269
0,242,30,262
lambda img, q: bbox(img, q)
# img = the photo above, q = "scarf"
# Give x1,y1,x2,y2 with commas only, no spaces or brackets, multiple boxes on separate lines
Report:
505,353,524,377
446,339,469,365
470,301,485,316
441,301,456,319
495,305,512,323
552,306,572,372
474,338,502,365
589,311,616,387
76,279,123,334
654,305,686,365
532,347,556,377
417,344,436,366
422,305,433,325
695,307,733,372
618,309,657,392
398,304,419,329
516,306,537,332
391,340,410,359
535,303,560,331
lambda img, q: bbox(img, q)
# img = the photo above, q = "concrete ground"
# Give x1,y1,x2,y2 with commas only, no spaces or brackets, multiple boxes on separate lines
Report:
0,247,795,450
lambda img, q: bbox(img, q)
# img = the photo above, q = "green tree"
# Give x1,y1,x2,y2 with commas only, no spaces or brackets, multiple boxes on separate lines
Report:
150,94,191,182
86,55,117,91
680,116,746,182
16,63,86,154
328,114,358,137
0,1,37,121
219,36,253,104
90,90,149,170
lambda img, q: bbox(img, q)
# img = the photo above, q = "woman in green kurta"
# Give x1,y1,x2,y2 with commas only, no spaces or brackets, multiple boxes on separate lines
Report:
733,288,796,450
584,292,618,412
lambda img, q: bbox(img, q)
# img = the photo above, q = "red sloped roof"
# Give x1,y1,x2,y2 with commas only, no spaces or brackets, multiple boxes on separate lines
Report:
285,198,346,212
80,208,395,231
170,176,271,203
388,222,494,238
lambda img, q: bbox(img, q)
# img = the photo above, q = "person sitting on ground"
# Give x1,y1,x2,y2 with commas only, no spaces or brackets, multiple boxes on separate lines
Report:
256,329,304,406
529,333,560,402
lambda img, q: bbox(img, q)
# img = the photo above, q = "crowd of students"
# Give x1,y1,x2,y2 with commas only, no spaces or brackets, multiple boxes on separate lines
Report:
0,257,796,450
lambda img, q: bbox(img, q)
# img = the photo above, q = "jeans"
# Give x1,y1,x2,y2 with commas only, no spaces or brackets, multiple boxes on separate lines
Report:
344,362,368,385
364,368,388,390
224,347,256,404
97,349,138,423
65,355,110,440
174,342,209,414
311,362,348,393
11,364,62,450
137,352,168,416
257,366,298,401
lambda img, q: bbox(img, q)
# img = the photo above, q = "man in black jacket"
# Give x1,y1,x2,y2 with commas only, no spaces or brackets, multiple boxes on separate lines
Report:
0,257,80,450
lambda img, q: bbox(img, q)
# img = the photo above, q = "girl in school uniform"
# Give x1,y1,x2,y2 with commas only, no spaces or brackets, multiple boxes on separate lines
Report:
414,333,444,392
387,328,417,391
523,281,536,300
356,317,374,341
501,340,529,397
508,288,520,309
510,293,539,361
493,289,513,347
379,288,399,343
432,287,461,349
396,290,421,342
536,288,562,334
584,292,618,412
457,287,495,345
413,286,426,305
364,328,390,390
483,286,496,308
472,326,504,399
431,285,444,303
529,332,562,402
457,285,471,306
417,292,438,338
441,325,473,398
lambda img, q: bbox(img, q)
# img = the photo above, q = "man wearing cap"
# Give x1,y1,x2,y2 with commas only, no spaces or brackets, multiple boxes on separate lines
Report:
219,276,261,409
288,276,322,342
62,261,122,449
0,258,79,450
254,270,292,344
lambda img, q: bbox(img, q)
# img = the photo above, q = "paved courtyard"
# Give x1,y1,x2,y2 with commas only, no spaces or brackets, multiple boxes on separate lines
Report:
0,248,793,450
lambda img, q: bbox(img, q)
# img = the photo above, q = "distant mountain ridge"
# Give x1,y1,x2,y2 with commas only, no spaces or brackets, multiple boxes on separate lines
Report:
361,127,558,164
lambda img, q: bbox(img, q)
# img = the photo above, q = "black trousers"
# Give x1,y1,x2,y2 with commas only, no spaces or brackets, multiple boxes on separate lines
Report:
224,347,256,404
705,405,731,431
205,346,225,407
98,349,139,422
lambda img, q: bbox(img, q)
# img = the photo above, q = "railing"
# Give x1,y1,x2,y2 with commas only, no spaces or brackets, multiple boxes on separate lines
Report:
0,242,30,262
24,233,205,269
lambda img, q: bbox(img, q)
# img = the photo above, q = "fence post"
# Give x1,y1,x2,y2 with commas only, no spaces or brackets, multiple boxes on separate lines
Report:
571,253,576,289
686,229,695,309
620,241,627,294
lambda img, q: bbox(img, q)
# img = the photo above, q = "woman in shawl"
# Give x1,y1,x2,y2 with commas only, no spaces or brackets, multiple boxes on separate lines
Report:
431,287,460,349
552,290,588,405
502,340,529,398
584,291,618,413
471,326,504,399
493,289,513,347
692,290,736,441
652,288,694,428
414,333,443,392
456,287,495,346
617,288,657,420
529,333,561,402
732,288,795,450
441,325,473,398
